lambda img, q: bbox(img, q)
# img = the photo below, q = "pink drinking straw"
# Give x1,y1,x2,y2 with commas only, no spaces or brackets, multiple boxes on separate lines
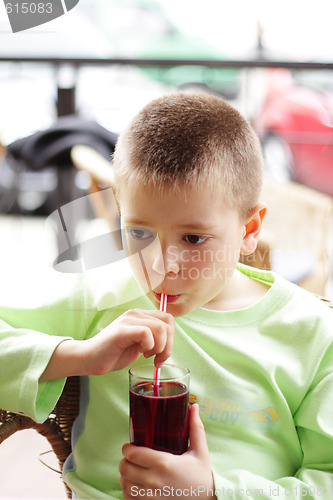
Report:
154,293,167,395
160,293,168,313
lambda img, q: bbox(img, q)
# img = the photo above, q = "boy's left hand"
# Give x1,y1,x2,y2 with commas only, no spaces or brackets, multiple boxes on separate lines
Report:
119,404,216,499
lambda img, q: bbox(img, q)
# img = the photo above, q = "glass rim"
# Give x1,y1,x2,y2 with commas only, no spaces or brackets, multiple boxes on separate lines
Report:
129,363,190,382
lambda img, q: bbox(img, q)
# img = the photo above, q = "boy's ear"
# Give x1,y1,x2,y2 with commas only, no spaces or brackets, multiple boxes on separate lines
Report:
240,202,267,256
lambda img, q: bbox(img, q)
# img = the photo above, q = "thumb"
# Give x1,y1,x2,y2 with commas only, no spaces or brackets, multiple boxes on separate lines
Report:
188,403,210,459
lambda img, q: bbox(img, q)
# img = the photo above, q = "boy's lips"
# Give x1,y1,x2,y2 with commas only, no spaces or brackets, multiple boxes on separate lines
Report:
154,292,181,303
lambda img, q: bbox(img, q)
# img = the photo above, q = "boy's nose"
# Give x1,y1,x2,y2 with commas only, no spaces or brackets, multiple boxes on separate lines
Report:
152,245,180,276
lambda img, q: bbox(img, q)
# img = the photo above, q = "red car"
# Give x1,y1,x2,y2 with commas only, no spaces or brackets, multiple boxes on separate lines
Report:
253,68,333,197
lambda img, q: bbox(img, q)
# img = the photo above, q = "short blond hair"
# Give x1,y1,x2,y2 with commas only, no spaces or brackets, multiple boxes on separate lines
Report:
113,92,263,219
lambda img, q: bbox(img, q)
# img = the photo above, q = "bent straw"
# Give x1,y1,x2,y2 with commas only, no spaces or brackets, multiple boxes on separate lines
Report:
154,294,167,395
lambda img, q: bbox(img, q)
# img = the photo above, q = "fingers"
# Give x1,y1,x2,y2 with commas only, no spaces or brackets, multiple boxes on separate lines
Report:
149,310,174,366
188,404,210,461
120,309,175,362
120,409,214,499
85,308,175,375
119,457,146,487
121,443,167,468
141,320,167,358
120,445,171,499
119,448,156,499
154,316,174,367
119,477,141,500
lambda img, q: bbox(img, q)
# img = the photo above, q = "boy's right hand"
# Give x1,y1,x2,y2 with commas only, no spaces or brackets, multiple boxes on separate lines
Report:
40,309,174,381
81,309,175,375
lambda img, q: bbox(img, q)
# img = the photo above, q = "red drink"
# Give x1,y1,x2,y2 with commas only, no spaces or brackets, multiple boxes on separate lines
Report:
130,380,189,455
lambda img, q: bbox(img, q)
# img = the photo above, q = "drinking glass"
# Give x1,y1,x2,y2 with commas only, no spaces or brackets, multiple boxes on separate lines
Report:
129,364,190,454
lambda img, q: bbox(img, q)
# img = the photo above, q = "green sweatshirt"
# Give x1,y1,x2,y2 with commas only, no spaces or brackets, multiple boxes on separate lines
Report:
0,263,332,499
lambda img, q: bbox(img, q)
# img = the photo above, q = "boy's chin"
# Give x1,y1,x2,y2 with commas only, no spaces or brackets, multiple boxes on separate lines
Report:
161,303,191,317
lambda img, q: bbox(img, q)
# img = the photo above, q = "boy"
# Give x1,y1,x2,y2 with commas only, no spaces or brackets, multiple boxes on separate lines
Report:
0,92,332,499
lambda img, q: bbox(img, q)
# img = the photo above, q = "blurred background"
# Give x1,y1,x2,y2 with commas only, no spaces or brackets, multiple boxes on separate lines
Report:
0,0,333,497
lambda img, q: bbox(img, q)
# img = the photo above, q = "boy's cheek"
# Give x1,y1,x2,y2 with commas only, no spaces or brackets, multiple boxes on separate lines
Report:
127,253,164,292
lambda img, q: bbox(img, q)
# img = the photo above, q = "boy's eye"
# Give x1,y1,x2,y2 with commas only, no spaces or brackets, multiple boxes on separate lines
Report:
128,228,154,240
183,234,208,245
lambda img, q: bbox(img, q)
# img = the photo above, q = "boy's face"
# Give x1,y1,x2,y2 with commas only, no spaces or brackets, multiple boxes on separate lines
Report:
120,181,246,316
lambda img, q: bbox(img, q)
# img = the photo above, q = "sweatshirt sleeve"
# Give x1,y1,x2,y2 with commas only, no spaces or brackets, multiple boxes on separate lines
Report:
0,271,95,423
0,325,69,422
212,337,333,499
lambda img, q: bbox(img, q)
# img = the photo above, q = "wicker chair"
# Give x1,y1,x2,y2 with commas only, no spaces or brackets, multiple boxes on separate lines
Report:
0,376,80,499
